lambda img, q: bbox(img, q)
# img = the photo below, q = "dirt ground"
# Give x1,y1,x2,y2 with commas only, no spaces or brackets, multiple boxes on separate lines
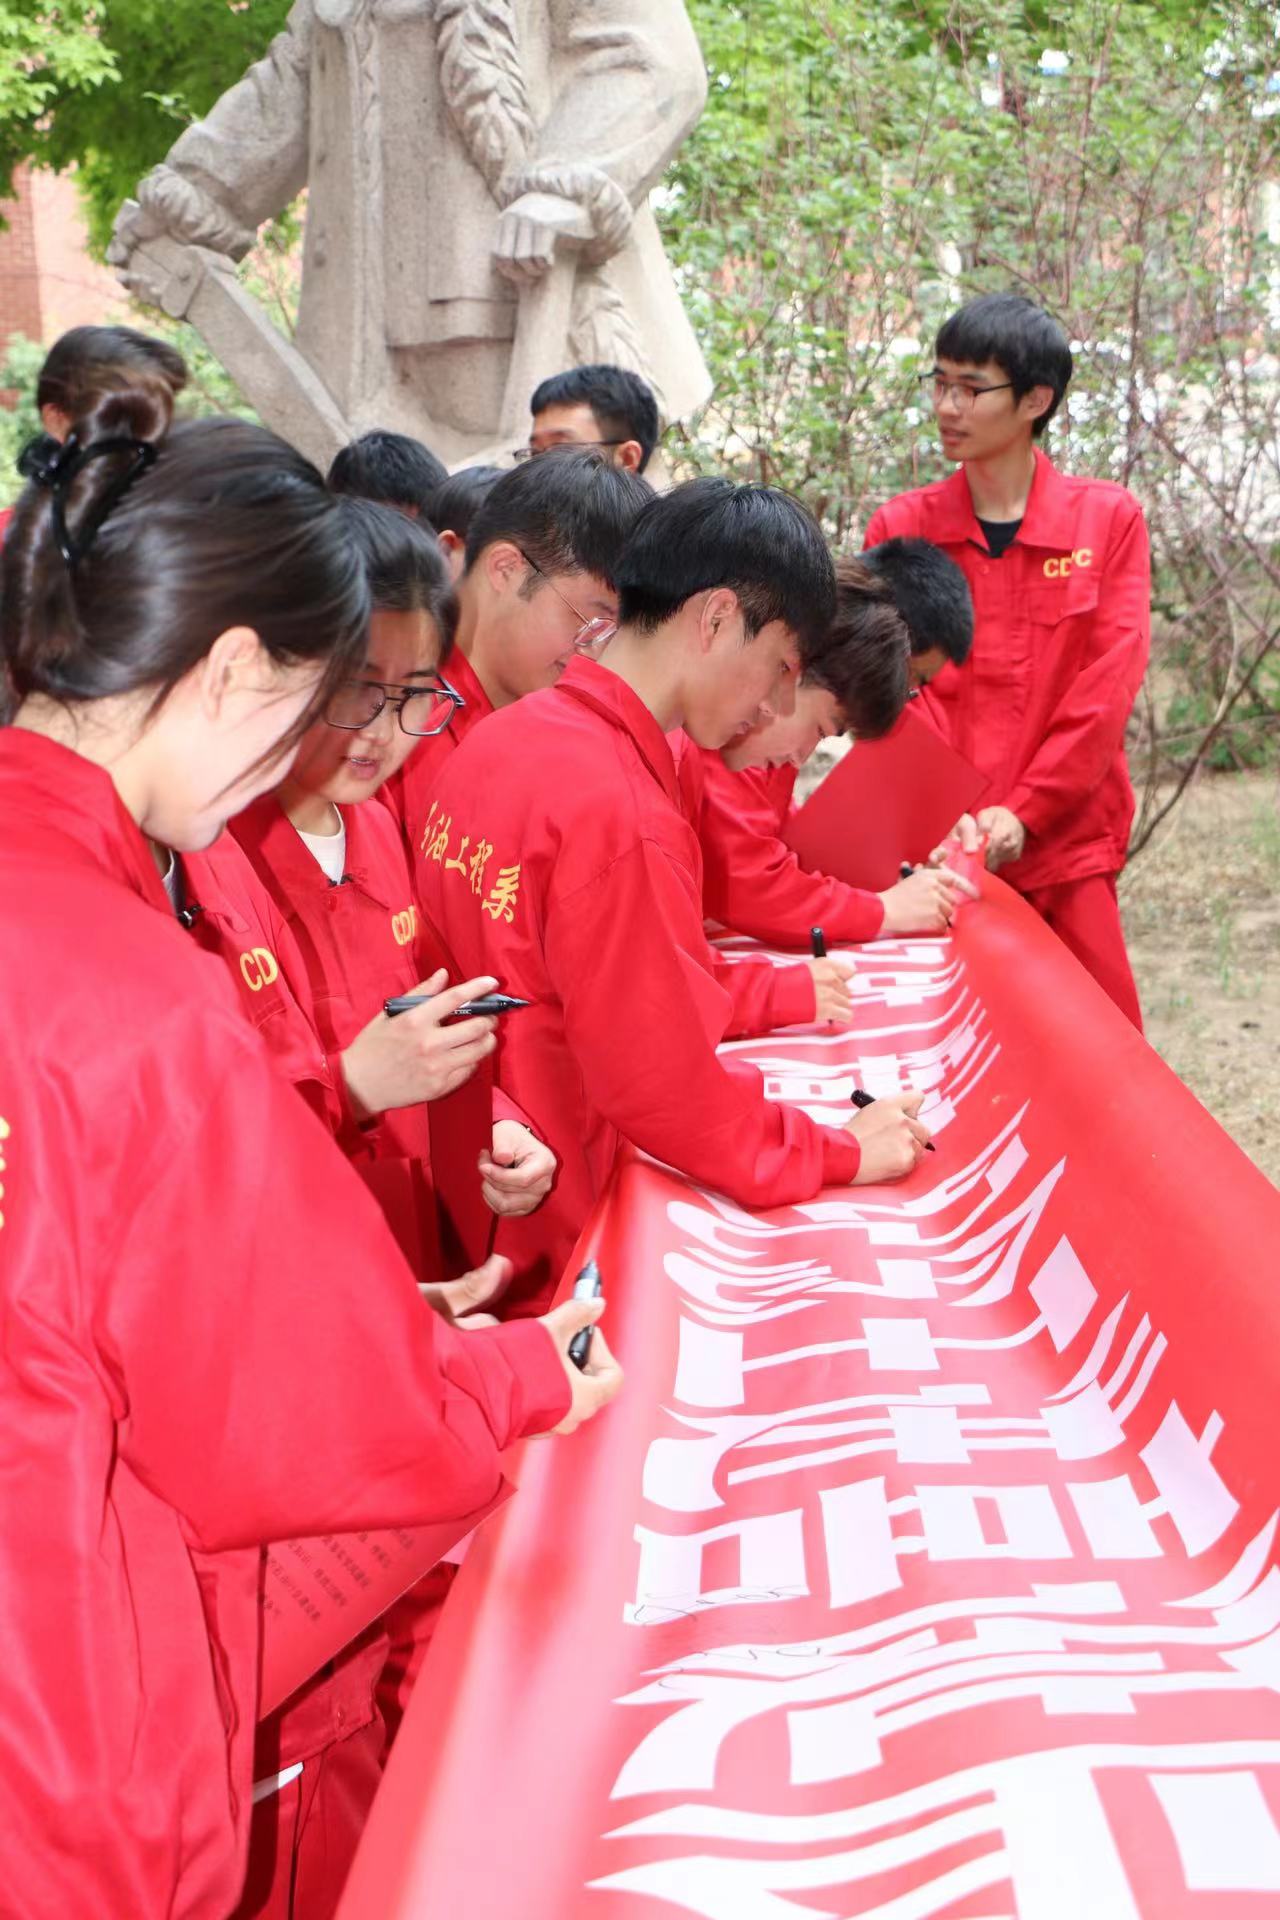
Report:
1121,771,1280,1189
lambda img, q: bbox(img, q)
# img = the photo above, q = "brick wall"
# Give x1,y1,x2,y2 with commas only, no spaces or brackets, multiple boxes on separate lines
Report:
0,165,45,360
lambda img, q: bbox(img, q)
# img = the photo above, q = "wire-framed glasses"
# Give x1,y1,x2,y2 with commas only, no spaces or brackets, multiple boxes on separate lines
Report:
324,675,465,738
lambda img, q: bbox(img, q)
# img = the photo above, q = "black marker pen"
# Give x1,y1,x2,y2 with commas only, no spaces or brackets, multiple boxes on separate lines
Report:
851,1086,935,1150
810,926,827,959
568,1258,604,1369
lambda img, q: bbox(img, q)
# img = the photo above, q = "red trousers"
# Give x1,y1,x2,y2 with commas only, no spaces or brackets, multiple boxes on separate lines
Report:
237,1565,458,1919
1021,872,1143,1031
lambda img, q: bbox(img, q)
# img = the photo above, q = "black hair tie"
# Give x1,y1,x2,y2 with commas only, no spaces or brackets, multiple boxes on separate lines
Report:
20,431,159,568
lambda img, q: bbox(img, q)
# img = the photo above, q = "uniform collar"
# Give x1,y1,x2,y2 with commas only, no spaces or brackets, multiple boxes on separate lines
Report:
919,447,1076,550
0,727,171,911
445,645,494,727
555,656,682,807
233,791,407,909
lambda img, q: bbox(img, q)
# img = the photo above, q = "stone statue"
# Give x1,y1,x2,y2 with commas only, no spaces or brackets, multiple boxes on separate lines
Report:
108,0,712,471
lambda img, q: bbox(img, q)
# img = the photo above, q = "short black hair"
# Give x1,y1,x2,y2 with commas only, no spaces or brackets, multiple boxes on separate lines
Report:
801,557,910,740
36,325,188,419
335,494,457,658
464,446,651,586
327,430,448,516
934,293,1073,436
529,364,660,471
425,464,503,540
862,537,974,667
617,478,836,656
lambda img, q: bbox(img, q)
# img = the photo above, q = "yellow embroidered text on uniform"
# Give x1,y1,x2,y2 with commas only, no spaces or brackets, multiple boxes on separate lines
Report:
1043,548,1093,579
391,907,419,947
482,864,521,923
240,947,280,992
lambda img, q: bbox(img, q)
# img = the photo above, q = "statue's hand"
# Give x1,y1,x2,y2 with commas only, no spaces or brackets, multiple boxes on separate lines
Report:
492,192,593,285
106,196,171,302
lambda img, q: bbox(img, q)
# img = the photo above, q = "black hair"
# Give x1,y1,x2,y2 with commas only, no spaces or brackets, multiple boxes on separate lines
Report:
327,430,448,517
862,537,974,667
529,364,660,472
36,324,188,421
617,477,836,655
335,495,458,660
934,293,1073,436
425,464,503,540
464,446,651,586
2,391,369,740
801,557,910,739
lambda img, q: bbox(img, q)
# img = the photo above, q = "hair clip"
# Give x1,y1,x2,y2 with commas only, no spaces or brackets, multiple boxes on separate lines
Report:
16,433,81,488
48,436,159,569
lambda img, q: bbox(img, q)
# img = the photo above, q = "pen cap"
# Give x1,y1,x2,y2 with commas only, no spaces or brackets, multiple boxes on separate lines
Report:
571,1257,603,1302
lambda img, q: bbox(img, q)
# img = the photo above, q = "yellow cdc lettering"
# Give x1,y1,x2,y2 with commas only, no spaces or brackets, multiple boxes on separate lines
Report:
1043,548,1094,580
239,947,280,993
391,907,418,947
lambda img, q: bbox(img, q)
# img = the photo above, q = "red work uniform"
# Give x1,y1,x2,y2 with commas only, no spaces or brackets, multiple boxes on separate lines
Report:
381,646,493,851
416,657,862,1316
865,450,1149,1025
0,730,570,1920
673,734,887,946
175,832,347,1135
232,793,445,1280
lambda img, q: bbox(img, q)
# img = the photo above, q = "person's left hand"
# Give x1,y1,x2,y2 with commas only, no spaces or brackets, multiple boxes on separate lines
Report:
492,193,593,284
976,805,1027,870
419,1253,512,1329
806,953,856,1025
479,1121,557,1218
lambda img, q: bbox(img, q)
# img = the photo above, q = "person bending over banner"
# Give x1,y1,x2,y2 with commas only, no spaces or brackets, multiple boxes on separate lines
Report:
416,479,933,1316
381,448,651,840
682,540,977,946
327,427,447,519
865,293,1150,1027
425,464,504,581
0,396,619,1920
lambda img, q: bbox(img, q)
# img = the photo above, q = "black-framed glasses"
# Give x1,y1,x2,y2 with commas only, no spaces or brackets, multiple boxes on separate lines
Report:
517,549,617,655
324,675,465,738
512,439,627,462
917,373,1016,412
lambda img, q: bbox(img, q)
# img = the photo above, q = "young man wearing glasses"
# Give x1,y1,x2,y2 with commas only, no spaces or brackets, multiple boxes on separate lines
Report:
523,363,660,471
384,446,651,849
864,292,1150,1027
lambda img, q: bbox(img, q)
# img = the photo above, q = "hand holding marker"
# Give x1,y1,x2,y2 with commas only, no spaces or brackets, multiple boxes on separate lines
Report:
384,992,531,1019
568,1258,604,1369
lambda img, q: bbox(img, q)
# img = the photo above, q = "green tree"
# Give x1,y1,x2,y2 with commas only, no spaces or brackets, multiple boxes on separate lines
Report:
0,3,117,184
661,0,1280,810
0,0,292,250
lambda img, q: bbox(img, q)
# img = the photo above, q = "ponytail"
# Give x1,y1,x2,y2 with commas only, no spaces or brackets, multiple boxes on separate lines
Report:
1,396,369,733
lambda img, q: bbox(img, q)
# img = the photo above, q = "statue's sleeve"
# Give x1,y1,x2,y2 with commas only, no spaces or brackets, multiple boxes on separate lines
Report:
159,1,315,248
520,0,707,223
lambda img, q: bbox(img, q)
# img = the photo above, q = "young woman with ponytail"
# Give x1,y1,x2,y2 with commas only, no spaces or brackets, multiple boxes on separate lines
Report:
0,391,620,1919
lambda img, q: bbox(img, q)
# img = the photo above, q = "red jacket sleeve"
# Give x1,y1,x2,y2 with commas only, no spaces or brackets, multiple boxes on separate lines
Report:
1003,500,1151,840
699,759,887,946
107,1010,570,1552
544,838,860,1204
708,950,816,1036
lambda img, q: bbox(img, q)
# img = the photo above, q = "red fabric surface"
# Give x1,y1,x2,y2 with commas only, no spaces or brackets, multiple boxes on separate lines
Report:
673,737,888,947
178,833,343,1133
415,657,861,1317
232,793,445,1280
865,450,1150,893
0,730,572,1920
340,878,1280,1920
1023,870,1143,1030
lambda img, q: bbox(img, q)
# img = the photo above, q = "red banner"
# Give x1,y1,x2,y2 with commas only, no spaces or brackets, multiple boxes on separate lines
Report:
340,878,1280,1920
